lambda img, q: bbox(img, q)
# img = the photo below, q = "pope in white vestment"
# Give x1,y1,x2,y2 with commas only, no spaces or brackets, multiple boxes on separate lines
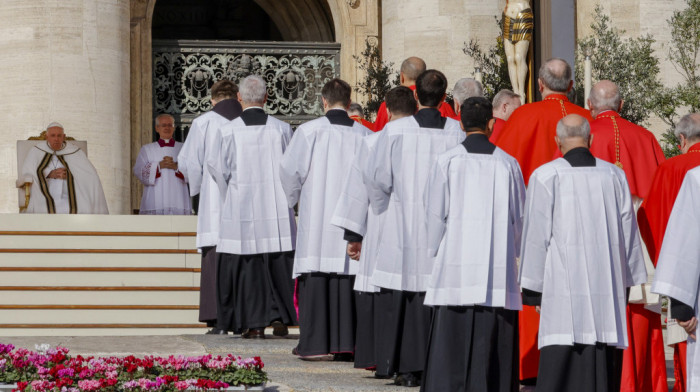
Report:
652,166,700,391
20,124,108,214
519,115,647,392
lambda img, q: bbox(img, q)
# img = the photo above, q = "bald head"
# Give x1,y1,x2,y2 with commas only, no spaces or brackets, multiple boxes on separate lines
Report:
538,58,572,94
400,57,427,84
556,114,591,154
589,80,622,117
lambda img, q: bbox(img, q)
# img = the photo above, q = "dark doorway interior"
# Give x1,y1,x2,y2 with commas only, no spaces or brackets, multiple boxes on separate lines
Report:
152,0,283,41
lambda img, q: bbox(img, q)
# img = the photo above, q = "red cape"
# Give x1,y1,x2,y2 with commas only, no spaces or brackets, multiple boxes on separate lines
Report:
638,142,700,266
589,111,665,199
372,85,457,132
489,118,506,143
493,94,592,185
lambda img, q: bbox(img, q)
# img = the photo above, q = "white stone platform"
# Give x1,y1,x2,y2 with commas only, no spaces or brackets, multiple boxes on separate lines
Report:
0,214,207,336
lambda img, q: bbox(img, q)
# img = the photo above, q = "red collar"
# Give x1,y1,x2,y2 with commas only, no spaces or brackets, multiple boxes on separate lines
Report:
689,142,700,153
543,93,570,102
157,139,175,147
596,111,620,120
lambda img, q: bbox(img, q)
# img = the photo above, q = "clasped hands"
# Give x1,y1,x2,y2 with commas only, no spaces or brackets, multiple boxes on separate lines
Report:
47,168,67,180
159,156,178,170
347,242,362,261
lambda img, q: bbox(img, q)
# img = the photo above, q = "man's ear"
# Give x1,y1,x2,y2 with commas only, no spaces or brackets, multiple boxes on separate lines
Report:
537,79,544,93
322,97,328,111
387,108,393,122
554,135,561,147
237,92,243,103
588,134,594,148
454,101,461,114
618,99,624,112
414,90,420,103
566,80,574,93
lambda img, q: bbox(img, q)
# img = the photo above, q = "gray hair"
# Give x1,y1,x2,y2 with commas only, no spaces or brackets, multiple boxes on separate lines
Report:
239,75,267,104
154,114,174,127
348,103,363,116
556,115,590,140
539,58,572,93
492,89,520,108
674,113,700,141
452,78,484,106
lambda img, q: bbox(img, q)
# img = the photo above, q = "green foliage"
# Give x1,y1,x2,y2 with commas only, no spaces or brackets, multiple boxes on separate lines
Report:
574,6,662,127
654,0,700,157
353,40,398,121
462,17,512,100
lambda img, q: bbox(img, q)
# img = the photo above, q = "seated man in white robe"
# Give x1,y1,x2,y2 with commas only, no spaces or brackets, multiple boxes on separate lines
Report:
133,114,191,215
177,79,242,334
519,114,647,392
280,78,371,359
20,122,108,214
652,166,700,390
422,96,525,392
363,70,465,387
331,86,417,372
207,75,297,339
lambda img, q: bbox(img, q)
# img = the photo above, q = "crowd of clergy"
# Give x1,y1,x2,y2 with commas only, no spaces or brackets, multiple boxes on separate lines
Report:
124,55,700,392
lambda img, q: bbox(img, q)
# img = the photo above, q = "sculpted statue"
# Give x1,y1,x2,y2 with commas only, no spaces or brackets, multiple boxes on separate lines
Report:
503,0,533,104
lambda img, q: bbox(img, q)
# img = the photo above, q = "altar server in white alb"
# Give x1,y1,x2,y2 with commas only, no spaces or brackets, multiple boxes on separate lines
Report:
652,166,700,390
20,122,108,214
177,80,242,334
133,114,191,215
331,86,417,371
207,75,297,339
421,96,525,392
279,78,371,359
363,70,464,387
519,114,647,392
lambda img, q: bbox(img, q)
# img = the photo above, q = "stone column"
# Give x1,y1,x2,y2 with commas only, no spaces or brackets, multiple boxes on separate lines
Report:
0,0,130,214
381,0,504,90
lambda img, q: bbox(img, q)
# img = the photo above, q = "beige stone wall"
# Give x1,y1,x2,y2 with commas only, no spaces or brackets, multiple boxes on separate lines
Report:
0,0,131,214
381,0,505,92
577,0,688,137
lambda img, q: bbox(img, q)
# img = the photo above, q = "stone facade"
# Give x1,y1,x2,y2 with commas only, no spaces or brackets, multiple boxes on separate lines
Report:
0,0,130,214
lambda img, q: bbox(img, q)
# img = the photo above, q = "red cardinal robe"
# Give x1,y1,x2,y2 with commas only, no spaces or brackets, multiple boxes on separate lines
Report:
589,110,667,392
489,118,506,143
637,142,700,392
371,85,457,132
492,93,591,381
493,93,592,185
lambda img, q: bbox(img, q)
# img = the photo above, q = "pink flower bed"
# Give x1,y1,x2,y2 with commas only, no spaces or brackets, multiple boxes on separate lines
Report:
0,343,267,391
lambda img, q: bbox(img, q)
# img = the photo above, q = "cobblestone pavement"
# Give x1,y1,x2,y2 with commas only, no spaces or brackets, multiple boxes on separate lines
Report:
0,331,676,391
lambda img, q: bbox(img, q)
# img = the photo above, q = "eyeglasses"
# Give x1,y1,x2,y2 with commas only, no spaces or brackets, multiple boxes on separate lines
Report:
157,123,175,128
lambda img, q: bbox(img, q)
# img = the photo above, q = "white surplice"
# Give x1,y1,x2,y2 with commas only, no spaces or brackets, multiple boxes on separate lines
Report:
20,141,108,214
651,166,700,390
424,146,525,309
279,114,371,277
519,158,647,349
178,111,233,248
207,116,296,255
363,116,464,292
330,132,383,293
133,141,191,215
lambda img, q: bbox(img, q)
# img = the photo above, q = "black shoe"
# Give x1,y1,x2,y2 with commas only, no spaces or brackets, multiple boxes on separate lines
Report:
395,373,420,387
271,321,288,337
332,352,354,362
241,328,265,339
205,328,227,335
